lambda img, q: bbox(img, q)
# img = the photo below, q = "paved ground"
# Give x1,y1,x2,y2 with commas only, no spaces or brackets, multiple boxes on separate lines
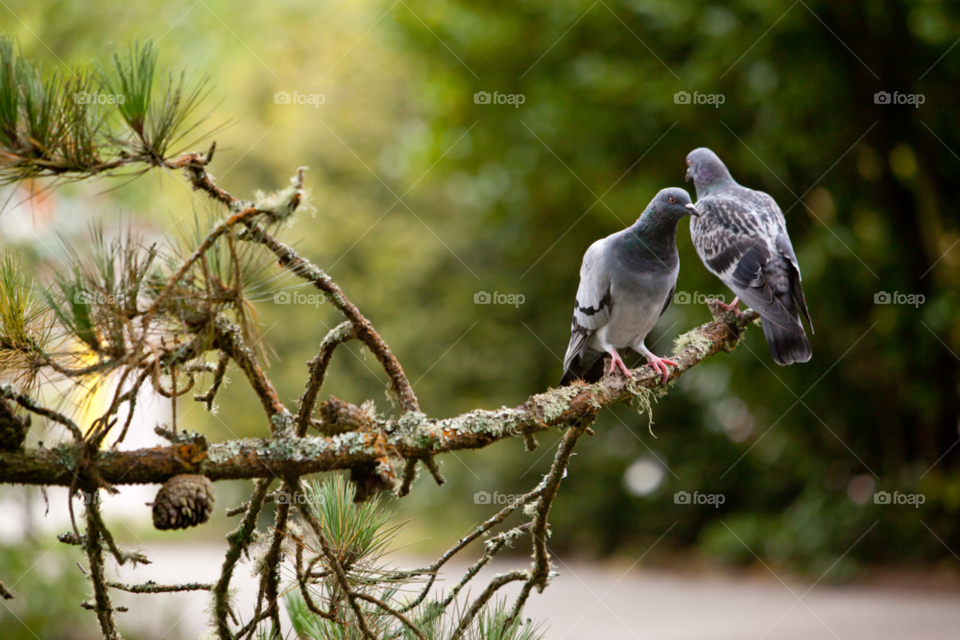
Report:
108,544,960,640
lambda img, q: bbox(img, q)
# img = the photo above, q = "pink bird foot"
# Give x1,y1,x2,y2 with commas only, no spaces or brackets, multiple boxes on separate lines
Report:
716,296,741,318
647,355,679,386
606,349,633,378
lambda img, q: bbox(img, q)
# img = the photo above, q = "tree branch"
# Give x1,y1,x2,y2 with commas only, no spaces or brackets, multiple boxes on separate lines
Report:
0,309,758,487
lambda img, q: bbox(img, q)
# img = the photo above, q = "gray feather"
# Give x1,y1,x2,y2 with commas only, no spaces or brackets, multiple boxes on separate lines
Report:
686,148,812,365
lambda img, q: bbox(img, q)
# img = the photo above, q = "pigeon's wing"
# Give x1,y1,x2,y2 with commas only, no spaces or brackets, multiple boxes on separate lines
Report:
765,194,813,333
693,190,812,364
659,283,675,318
562,240,612,375
693,193,799,332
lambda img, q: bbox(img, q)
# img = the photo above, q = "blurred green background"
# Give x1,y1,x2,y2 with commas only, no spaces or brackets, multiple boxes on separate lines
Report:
2,0,960,637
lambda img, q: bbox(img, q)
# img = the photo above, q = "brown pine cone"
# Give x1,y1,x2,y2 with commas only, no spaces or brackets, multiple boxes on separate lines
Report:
0,399,29,452
152,474,216,530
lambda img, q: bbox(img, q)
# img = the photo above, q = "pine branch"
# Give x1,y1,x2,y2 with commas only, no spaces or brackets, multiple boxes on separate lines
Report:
0,308,757,487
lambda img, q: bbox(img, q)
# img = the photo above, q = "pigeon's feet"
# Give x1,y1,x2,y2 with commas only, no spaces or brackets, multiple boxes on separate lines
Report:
646,355,679,386
606,349,633,378
716,296,742,318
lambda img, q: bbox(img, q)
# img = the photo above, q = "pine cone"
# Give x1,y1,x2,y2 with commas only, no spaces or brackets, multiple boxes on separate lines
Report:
0,399,29,452
152,474,215,530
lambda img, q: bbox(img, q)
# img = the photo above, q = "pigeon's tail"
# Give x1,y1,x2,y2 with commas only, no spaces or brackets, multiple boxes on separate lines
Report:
560,351,606,386
761,317,812,366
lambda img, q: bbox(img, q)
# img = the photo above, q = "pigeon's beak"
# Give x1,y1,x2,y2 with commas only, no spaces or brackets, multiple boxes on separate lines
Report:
685,168,693,183
684,203,699,216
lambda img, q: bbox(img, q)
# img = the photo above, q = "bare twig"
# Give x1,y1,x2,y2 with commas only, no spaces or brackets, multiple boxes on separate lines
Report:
0,384,82,440
214,477,273,639
107,580,211,593
195,350,230,410
83,495,120,639
297,322,356,436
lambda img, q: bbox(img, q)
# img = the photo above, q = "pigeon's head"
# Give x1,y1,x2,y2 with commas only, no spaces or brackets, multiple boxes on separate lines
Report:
644,187,698,224
685,147,734,196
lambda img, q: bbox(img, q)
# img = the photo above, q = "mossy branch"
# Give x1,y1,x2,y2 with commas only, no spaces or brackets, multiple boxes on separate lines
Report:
0,308,757,487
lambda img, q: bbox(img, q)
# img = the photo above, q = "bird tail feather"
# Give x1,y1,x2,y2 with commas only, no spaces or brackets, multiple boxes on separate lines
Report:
560,351,605,386
761,317,811,365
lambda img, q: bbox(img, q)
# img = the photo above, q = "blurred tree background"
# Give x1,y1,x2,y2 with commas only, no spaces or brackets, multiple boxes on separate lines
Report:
2,2,960,635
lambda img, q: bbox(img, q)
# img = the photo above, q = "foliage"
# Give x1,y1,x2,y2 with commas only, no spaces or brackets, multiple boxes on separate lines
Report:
284,477,546,640
0,35,214,184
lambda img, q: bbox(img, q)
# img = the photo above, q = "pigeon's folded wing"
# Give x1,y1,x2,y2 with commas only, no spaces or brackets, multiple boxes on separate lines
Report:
694,196,800,332
563,241,612,372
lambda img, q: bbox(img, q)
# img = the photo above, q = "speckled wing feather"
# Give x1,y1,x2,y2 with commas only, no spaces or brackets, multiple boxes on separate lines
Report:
562,240,612,375
691,188,812,364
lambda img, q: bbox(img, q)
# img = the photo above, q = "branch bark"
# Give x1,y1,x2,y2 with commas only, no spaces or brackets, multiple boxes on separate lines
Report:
0,309,757,487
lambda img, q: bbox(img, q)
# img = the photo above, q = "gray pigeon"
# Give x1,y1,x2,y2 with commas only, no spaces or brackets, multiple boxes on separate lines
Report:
685,148,813,365
560,187,698,387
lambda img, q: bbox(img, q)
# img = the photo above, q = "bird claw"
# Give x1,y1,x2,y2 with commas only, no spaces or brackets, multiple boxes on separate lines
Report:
715,296,742,318
646,355,678,386
606,350,633,378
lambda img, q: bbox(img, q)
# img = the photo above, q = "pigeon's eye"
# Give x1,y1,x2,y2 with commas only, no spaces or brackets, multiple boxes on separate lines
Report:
669,196,677,204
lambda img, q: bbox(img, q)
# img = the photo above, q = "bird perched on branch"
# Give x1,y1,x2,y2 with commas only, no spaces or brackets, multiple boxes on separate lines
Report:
685,148,813,365
560,187,698,387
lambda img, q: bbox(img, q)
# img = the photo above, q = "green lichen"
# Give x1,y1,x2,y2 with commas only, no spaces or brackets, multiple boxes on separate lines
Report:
536,385,581,424
673,328,713,359
252,170,310,222
624,380,668,438
270,411,295,435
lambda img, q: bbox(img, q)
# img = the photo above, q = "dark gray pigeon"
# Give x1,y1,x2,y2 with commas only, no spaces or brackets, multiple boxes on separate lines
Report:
560,187,698,386
685,147,813,365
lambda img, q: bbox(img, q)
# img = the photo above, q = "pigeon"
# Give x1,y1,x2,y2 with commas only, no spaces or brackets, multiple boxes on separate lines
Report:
685,147,813,365
560,187,698,387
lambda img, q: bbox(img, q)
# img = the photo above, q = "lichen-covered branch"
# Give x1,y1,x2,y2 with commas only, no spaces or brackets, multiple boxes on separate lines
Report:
106,580,211,594
240,222,420,414
297,321,356,436
0,309,757,488
214,477,273,639
84,495,120,640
